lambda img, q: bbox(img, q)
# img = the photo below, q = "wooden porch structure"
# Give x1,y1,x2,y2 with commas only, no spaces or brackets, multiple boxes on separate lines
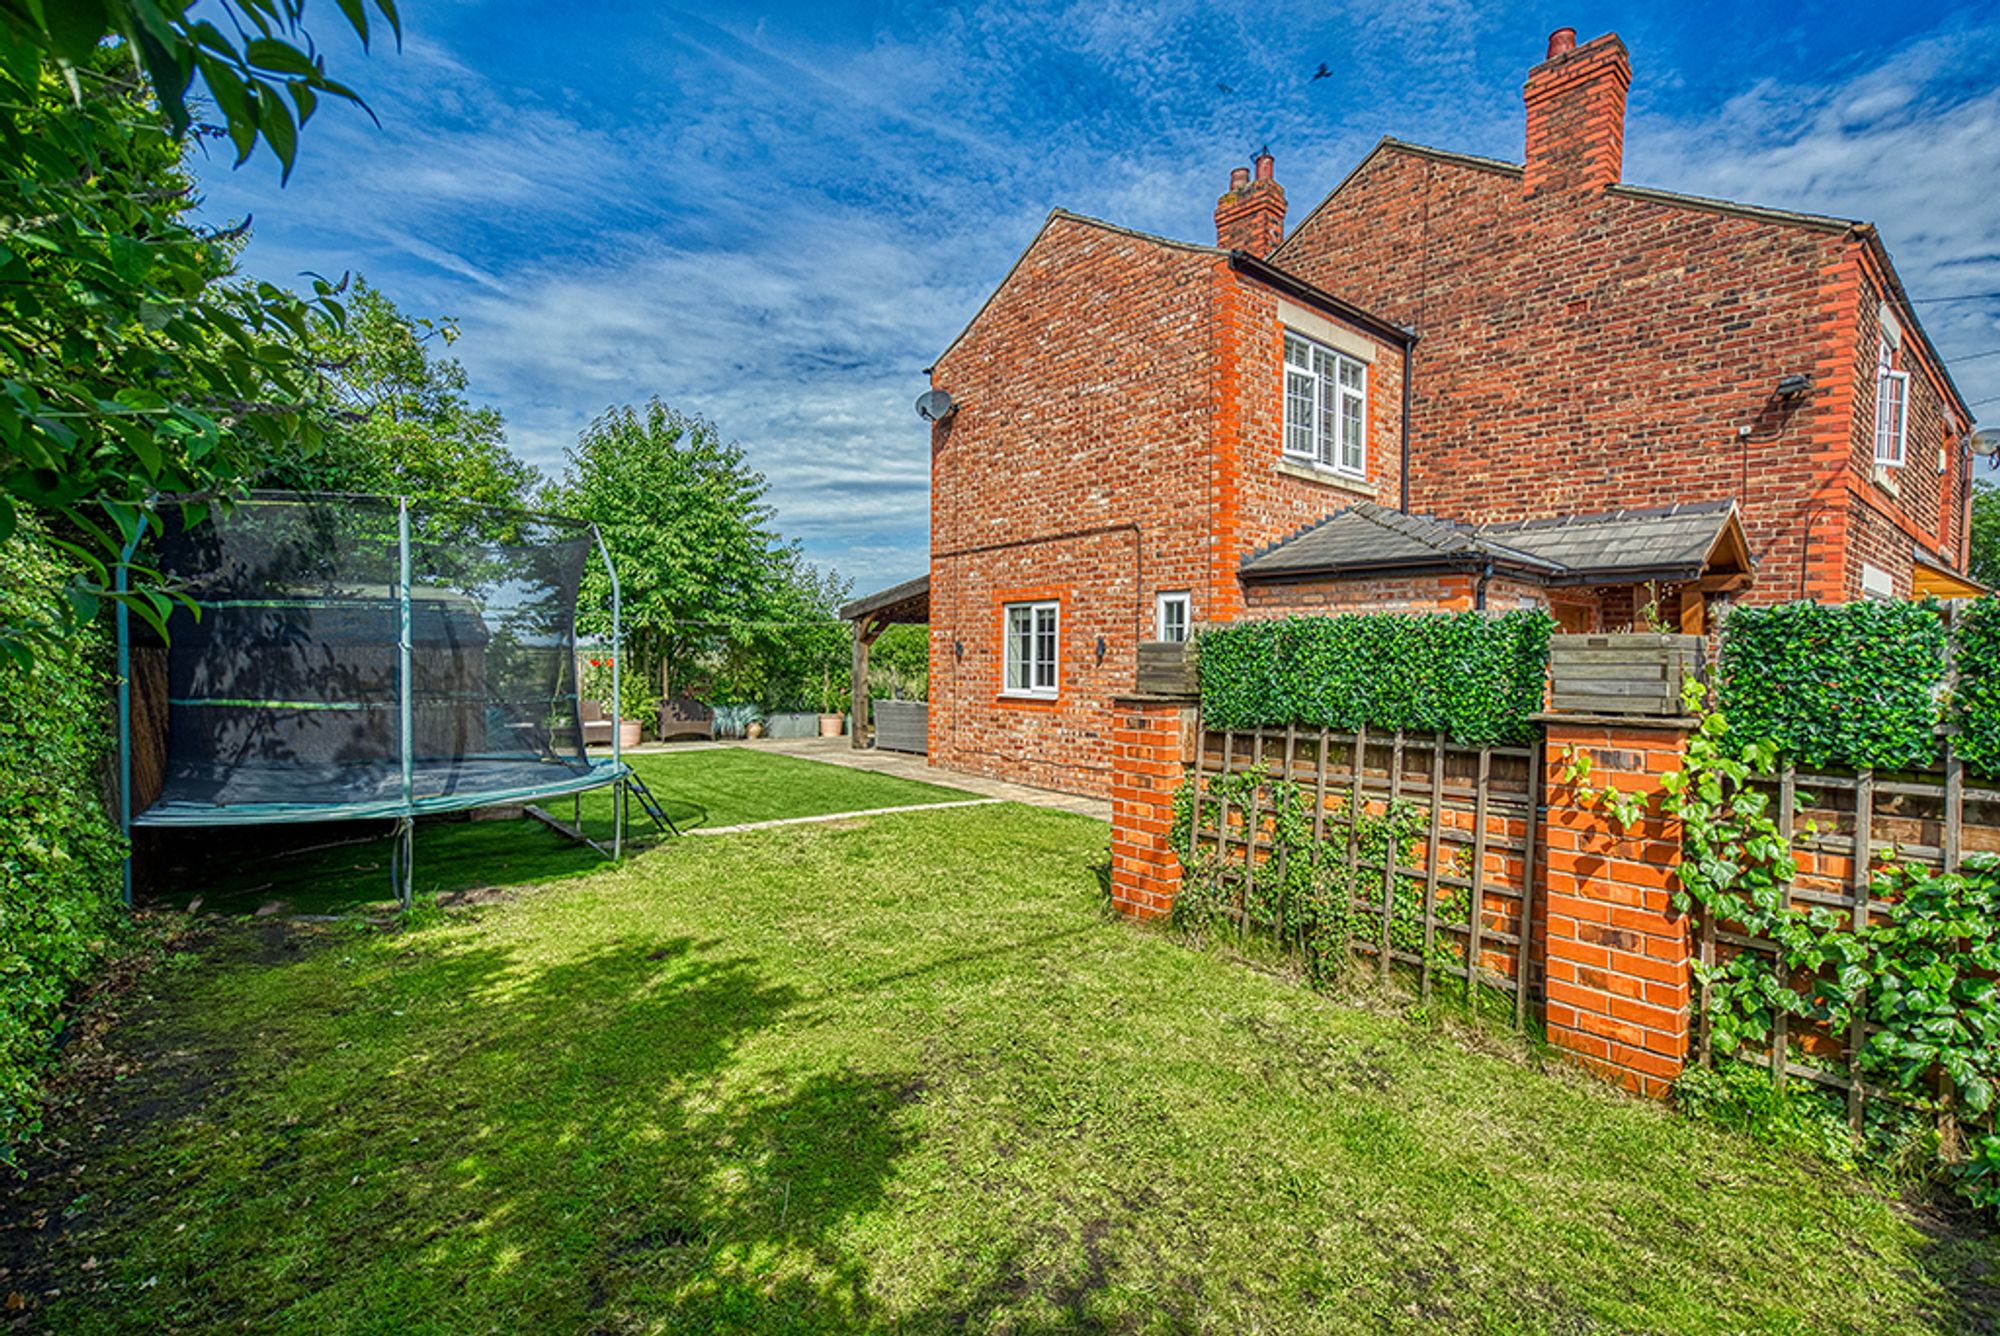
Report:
838,575,929,750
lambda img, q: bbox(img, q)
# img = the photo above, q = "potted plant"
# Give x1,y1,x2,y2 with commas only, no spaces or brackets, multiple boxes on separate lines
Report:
615,669,652,749
817,666,845,737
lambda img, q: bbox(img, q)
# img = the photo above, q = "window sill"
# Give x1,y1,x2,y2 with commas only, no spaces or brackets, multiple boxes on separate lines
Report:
1871,464,1901,499
998,690,1059,704
1276,457,1376,497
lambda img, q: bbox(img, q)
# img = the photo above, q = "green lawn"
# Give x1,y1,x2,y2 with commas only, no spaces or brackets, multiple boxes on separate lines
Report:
147,746,975,916
12,758,2000,1332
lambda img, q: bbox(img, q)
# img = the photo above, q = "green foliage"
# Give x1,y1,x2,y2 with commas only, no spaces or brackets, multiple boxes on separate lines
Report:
1583,679,2000,1211
869,623,929,702
267,279,538,511
0,521,125,1150
1672,1060,1857,1170
1169,774,1471,989
581,655,655,724
1951,597,2000,780
547,400,836,705
1197,610,1554,746
1717,600,1947,771
1971,480,2000,592
0,3,391,659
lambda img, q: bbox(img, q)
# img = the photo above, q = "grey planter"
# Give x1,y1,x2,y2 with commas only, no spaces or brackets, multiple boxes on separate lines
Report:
874,699,928,754
765,711,822,740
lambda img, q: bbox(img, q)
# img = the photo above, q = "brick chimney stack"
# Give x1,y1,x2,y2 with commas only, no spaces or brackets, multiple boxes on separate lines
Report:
1522,28,1631,197
1214,148,1286,256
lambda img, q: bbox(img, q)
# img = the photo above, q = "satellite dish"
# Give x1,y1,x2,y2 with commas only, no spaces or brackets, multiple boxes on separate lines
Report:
1972,430,1999,458
915,389,956,422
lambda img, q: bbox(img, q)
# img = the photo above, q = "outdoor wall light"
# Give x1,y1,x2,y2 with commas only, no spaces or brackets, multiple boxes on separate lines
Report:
1776,373,1813,399
1095,636,1107,664
953,640,964,660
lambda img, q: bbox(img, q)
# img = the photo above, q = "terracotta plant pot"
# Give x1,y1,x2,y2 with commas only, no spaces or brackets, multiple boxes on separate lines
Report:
618,720,642,749
746,721,766,739
818,713,844,737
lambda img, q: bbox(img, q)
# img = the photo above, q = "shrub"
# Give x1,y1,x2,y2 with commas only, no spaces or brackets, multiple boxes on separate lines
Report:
0,524,126,1150
1717,600,1946,771
1197,609,1554,746
1952,597,2000,780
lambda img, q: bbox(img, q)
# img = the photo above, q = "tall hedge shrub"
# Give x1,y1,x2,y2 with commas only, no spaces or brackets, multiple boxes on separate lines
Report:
0,524,125,1147
1198,609,1554,746
1717,600,1947,771
1951,597,2000,780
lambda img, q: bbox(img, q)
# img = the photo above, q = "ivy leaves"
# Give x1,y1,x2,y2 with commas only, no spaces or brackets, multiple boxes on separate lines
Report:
1198,609,1555,746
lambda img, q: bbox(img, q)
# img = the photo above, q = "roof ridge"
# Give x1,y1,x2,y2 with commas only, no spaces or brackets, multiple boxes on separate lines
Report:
1478,499,1738,532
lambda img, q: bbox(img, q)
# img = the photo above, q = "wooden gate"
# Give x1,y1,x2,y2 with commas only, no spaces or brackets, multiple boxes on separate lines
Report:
1182,722,1542,1026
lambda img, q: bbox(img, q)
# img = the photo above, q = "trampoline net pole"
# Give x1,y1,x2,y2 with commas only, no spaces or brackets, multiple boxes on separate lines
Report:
116,542,133,907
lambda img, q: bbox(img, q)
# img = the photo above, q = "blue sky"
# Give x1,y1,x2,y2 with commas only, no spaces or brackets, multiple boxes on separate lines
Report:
195,1,2000,593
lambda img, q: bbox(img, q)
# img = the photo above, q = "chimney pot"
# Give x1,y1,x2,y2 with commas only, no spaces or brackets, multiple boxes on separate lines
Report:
1547,27,1577,58
1214,151,1287,256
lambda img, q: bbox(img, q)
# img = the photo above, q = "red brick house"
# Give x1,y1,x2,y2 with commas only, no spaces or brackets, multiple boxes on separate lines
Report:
845,26,1980,798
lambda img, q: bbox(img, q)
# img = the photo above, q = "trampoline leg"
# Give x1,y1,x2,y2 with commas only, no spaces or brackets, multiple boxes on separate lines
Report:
614,779,626,862
393,817,415,909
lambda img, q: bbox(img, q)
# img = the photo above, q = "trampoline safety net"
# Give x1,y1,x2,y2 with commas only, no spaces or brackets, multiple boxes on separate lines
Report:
134,493,620,824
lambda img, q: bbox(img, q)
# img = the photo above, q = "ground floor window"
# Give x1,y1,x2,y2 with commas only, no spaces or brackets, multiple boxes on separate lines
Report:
1004,601,1058,696
1155,591,1191,642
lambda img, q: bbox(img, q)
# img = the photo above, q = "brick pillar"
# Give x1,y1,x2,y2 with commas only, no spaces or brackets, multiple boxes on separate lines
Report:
1542,721,1692,1097
1109,696,1196,920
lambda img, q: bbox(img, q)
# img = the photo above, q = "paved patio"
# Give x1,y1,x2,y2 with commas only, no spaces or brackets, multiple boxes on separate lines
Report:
621,736,1111,821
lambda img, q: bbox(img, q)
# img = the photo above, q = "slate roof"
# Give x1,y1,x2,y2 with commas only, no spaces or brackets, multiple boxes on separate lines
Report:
1240,500,1749,586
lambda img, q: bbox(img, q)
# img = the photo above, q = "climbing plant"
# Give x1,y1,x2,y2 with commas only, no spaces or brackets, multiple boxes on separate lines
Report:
1197,609,1553,746
1168,772,1470,988
1564,677,2000,1210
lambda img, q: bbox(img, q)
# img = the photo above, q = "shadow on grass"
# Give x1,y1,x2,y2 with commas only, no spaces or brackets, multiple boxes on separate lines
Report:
9,922,930,1331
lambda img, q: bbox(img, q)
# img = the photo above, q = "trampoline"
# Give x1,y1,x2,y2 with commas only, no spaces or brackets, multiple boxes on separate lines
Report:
116,492,633,903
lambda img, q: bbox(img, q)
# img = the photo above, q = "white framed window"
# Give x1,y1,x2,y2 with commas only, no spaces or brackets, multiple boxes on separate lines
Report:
1155,591,1191,643
1003,601,1058,696
1875,324,1909,468
1283,332,1367,477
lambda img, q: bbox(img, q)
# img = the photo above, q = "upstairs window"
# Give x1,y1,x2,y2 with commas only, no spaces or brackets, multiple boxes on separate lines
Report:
1003,601,1058,696
1283,333,1367,477
1875,319,1909,468
1155,591,1191,643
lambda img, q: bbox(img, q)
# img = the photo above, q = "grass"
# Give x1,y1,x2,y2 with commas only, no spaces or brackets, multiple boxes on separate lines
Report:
10,759,2000,1332
140,746,976,916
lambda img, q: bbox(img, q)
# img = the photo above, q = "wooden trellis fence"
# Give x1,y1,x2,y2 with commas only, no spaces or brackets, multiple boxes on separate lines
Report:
1184,721,1543,1026
1705,748,2000,1131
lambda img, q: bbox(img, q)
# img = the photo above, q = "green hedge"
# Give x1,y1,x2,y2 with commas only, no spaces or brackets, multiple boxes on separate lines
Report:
1198,609,1554,746
1952,599,2000,779
1717,600,1947,772
0,524,125,1149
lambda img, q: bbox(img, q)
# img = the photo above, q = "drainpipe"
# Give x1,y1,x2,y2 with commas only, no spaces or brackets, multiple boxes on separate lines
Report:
1474,558,1495,610
1400,339,1415,514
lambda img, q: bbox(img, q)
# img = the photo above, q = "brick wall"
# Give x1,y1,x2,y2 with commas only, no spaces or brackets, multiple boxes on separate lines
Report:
1271,119,1968,605
1540,722,1692,1096
1107,698,1194,918
930,212,1406,796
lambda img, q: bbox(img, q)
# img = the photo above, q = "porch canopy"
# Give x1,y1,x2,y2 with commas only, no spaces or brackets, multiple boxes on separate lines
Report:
839,574,929,749
1240,500,1753,631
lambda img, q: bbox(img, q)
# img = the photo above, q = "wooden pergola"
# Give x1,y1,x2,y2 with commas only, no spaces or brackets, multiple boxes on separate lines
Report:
838,574,929,749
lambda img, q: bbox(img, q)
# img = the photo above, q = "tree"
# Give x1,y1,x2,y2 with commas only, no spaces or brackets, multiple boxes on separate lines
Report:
0,1,396,659
265,278,538,512
1972,479,2000,592
550,400,809,698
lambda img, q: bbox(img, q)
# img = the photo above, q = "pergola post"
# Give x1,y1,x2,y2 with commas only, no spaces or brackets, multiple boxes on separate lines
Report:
851,615,882,750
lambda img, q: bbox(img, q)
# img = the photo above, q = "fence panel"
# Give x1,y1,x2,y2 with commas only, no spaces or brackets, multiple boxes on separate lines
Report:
1183,723,1541,1024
